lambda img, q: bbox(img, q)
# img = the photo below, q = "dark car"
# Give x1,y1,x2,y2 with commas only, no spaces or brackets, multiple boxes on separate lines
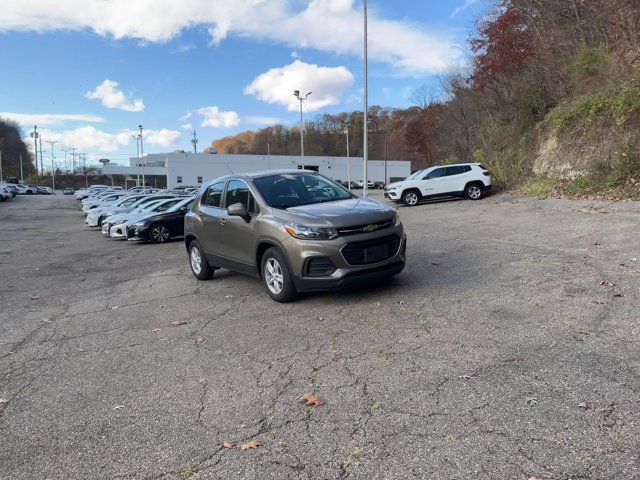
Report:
126,198,195,243
373,181,386,189
63,187,75,195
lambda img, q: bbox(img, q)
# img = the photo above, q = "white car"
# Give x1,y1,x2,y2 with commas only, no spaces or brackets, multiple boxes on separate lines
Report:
81,192,126,213
384,163,492,206
103,197,186,238
356,180,374,189
0,186,11,201
85,194,178,227
75,185,110,200
14,184,37,195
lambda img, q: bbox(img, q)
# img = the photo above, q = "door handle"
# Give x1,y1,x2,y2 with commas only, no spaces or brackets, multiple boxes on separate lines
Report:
219,218,226,225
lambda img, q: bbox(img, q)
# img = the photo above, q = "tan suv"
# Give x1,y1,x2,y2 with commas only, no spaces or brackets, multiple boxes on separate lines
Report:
184,170,406,302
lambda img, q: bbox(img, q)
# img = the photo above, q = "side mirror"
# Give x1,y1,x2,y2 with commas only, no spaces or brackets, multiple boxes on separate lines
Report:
227,202,250,221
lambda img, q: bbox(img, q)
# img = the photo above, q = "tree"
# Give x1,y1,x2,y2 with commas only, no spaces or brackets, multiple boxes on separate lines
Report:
0,119,33,179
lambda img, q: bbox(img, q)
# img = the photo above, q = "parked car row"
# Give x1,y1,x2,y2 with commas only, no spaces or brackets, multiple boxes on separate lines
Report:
75,185,196,243
0,182,54,196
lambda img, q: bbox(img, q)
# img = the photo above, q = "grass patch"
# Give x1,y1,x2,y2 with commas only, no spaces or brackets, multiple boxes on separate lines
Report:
546,83,640,131
520,176,561,197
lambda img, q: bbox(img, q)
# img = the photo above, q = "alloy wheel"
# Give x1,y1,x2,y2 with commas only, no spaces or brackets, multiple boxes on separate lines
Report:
405,192,418,206
190,247,202,275
265,258,284,295
151,225,170,243
468,186,482,200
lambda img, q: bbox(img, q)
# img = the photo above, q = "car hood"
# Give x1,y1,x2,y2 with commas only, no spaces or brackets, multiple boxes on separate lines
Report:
271,196,395,228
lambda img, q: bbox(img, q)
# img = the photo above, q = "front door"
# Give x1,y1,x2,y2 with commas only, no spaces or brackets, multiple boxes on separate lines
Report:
419,167,448,196
220,180,259,274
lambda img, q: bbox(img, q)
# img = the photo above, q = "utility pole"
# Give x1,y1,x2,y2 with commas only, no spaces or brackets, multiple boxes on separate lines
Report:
30,126,39,185
191,129,198,154
46,140,57,190
139,125,145,188
384,131,388,184
19,154,24,183
70,147,77,173
293,90,311,166
267,141,271,170
344,128,351,189
131,134,140,186
39,136,44,176
362,0,369,196
0,150,3,182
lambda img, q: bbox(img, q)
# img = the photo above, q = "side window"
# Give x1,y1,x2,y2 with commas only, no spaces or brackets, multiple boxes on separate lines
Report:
202,182,225,208
197,176,203,184
446,166,466,176
177,176,183,184
225,180,258,214
424,168,446,179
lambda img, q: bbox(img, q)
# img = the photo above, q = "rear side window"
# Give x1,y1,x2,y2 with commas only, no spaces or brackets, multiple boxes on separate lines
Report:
225,180,258,214
202,182,225,208
446,165,471,176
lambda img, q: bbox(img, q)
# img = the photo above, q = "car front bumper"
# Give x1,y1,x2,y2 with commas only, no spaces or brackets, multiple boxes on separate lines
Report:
384,189,401,201
126,224,149,241
288,229,407,293
109,223,127,238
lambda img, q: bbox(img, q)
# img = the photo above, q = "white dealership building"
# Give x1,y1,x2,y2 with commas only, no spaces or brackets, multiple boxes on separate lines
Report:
102,152,412,189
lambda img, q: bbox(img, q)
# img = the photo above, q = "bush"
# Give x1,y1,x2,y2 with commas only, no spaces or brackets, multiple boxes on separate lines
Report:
546,84,640,131
520,176,560,197
570,47,609,77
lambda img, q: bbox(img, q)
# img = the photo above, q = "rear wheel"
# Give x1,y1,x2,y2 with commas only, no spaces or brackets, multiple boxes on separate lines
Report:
189,240,214,280
261,247,297,303
465,183,483,200
402,190,420,207
149,223,171,243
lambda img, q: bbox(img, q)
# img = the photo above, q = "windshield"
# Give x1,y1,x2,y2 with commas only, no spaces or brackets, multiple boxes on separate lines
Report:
253,172,354,209
168,198,195,212
406,169,427,180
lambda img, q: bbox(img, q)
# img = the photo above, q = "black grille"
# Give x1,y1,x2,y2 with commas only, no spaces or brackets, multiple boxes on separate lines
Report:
336,219,394,236
341,235,401,266
304,257,336,277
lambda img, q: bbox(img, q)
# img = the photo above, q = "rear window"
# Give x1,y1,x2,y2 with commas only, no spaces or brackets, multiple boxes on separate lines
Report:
202,181,225,208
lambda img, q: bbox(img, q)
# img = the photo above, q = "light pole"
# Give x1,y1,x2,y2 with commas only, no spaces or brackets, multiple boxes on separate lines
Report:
19,154,24,183
46,140,57,190
131,134,140,186
362,0,369,196
293,90,311,166
0,150,3,182
30,126,39,185
344,128,351,189
138,125,145,188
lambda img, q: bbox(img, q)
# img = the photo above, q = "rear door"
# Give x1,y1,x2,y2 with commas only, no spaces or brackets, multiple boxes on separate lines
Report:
444,165,472,193
197,181,227,261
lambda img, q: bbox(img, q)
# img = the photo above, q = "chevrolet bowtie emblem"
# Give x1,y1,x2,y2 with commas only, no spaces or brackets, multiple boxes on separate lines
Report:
363,224,378,232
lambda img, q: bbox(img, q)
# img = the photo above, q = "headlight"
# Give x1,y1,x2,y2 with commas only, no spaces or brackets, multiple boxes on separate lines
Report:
393,212,402,227
132,221,146,228
387,185,399,190
283,223,338,240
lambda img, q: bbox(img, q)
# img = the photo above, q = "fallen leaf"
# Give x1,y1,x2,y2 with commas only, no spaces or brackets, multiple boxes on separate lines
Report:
317,316,325,321
298,393,325,407
112,306,119,310
113,405,125,410
224,294,233,299
0,398,8,404
151,328,162,332
526,397,538,406
171,320,189,326
600,280,615,287
459,374,474,380
240,440,262,451
578,401,589,409
613,293,624,298
592,241,601,246
591,300,606,305
196,338,204,343
30,296,40,301
431,262,441,266
223,440,235,449
631,258,638,263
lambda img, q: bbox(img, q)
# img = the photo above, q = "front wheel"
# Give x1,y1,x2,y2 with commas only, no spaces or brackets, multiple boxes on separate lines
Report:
149,223,171,243
402,190,420,207
465,184,483,200
189,240,214,280
261,247,297,303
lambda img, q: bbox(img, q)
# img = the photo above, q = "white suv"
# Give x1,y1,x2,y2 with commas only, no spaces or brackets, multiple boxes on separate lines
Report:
384,163,491,206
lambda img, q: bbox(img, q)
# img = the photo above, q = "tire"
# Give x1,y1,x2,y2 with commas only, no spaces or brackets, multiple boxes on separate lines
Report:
97,215,105,227
402,190,420,207
188,240,214,280
465,183,483,200
149,223,171,243
261,247,297,303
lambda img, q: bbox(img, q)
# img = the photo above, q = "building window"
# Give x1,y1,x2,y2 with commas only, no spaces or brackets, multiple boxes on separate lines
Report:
177,176,183,184
197,176,203,184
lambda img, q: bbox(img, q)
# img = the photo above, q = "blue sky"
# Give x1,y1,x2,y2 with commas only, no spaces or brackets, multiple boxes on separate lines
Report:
0,0,489,165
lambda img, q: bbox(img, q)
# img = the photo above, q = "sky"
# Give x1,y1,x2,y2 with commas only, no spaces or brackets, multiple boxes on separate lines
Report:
0,0,489,166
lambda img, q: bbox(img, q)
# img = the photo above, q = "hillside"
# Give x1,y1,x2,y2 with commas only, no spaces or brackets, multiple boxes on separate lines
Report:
211,0,640,199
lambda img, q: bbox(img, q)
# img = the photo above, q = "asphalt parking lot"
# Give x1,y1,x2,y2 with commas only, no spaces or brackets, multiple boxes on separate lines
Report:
1,193,639,479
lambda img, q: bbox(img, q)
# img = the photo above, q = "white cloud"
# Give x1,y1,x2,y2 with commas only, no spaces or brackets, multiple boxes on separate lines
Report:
245,60,354,112
196,106,240,128
85,79,145,112
451,0,480,18
144,128,181,147
0,112,105,126
31,126,180,152
181,123,193,130
0,0,459,76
